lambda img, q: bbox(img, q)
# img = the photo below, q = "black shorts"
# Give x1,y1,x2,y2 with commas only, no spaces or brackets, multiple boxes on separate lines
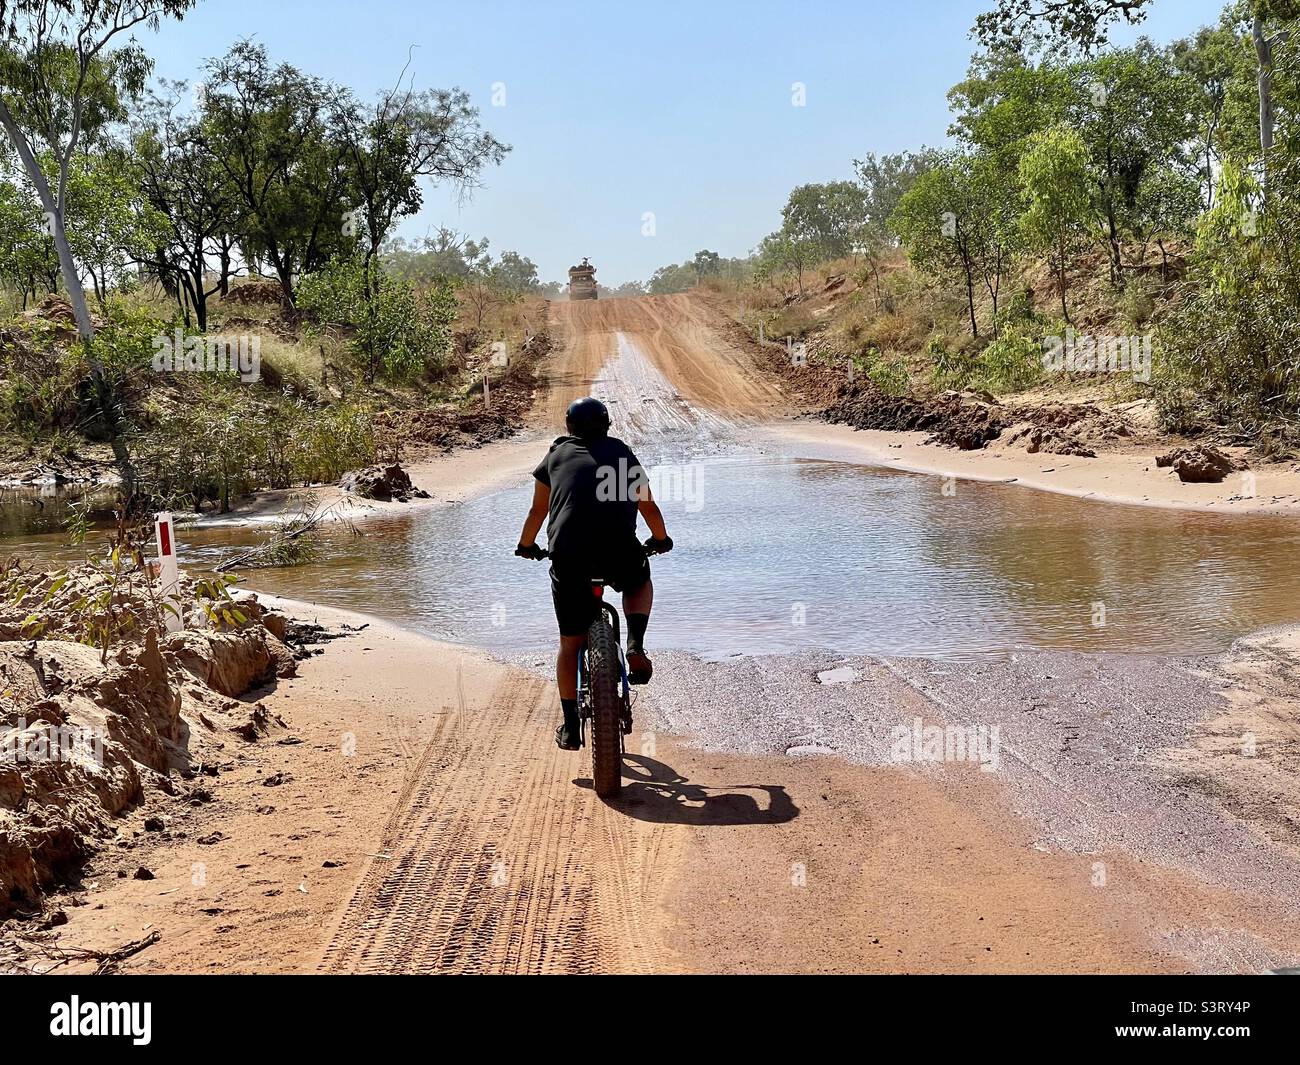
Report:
550,551,651,638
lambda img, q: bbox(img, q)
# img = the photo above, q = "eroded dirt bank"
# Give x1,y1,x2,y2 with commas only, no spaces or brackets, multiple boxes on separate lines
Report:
0,568,319,972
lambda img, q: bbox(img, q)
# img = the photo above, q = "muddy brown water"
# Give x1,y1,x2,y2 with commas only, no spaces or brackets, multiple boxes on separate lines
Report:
6,335,1300,659
5,452,1300,660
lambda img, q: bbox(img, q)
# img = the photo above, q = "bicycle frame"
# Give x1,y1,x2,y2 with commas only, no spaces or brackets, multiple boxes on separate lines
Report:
577,582,637,759
575,582,631,740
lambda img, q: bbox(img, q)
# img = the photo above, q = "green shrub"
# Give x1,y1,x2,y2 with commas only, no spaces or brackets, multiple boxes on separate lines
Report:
973,328,1044,392
298,256,457,382
858,348,911,396
131,382,375,511
926,336,976,388
1159,159,1300,424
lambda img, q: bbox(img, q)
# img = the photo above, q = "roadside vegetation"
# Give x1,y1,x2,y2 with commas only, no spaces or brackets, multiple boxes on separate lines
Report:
0,2,550,512
647,0,1300,457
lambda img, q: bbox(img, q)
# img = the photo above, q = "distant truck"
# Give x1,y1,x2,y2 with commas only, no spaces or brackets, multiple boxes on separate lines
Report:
568,257,598,300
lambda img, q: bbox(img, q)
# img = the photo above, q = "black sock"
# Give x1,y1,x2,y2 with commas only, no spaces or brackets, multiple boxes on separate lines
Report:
626,613,649,653
560,697,578,729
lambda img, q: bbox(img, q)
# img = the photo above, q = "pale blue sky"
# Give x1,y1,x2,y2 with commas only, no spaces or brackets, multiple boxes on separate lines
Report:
142,0,1229,286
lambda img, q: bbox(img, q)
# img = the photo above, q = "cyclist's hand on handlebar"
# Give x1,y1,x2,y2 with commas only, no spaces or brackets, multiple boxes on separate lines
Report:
643,535,673,556
515,542,548,560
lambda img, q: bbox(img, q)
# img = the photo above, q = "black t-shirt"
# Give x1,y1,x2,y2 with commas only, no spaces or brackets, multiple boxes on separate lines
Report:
533,435,644,562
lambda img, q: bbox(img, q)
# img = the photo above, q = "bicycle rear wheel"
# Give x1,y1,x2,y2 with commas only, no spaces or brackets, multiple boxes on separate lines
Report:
585,615,623,797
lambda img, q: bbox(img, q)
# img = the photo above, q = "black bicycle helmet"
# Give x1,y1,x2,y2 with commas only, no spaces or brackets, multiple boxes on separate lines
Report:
565,396,610,439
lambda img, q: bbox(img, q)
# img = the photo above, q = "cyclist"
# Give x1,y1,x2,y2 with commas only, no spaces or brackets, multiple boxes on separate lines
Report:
516,397,673,750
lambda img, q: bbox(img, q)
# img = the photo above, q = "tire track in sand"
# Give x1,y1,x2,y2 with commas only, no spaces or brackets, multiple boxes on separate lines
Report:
318,668,676,974
544,294,786,429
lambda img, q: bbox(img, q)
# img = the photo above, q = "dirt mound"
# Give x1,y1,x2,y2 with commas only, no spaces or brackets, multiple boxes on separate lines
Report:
0,564,315,918
375,406,520,453
22,294,75,334
822,385,1145,458
220,280,284,307
16,294,105,342
1005,425,1097,458
339,463,430,503
823,385,1008,451
1013,402,1133,442
1156,445,1242,483
374,330,551,456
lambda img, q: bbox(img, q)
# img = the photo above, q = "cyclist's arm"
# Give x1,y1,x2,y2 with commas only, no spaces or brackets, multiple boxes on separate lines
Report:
634,480,668,540
519,479,550,547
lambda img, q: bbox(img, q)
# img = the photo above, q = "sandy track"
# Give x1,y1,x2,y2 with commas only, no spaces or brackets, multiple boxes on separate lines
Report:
320,666,676,975
544,294,786,429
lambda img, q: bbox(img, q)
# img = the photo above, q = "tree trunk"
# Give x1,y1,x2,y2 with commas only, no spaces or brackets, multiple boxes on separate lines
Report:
965,273,978,339
194,266,208,333
274,261,296,308
1254,14,1275,193
1056,232,1071,324
219,238,233,296
0,98,136,496
1105,202,1123,289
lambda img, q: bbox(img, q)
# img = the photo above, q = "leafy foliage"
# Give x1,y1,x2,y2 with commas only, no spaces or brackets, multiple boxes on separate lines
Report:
297,255,457,382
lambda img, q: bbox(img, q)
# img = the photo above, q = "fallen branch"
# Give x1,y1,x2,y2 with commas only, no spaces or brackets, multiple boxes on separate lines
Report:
9,929,161,975
216,497,353,573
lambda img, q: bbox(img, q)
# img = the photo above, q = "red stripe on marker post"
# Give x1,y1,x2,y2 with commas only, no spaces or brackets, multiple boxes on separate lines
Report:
154,512,182,633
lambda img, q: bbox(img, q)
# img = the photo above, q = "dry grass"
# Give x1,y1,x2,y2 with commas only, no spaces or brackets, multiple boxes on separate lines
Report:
699,245,1180,406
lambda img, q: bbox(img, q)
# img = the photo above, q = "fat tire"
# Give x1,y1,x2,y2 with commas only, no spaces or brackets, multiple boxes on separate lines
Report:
586,616,623,797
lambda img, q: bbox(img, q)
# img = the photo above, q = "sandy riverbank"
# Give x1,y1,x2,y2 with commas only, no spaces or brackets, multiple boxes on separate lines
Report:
195,413,1300,539
762,420,1300,515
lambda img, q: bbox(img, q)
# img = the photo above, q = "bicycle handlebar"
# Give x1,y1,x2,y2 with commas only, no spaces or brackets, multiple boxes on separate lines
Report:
515,537,673,561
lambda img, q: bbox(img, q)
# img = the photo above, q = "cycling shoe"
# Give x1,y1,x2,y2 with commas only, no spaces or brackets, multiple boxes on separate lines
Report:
555,721,581,750
627,649,653,686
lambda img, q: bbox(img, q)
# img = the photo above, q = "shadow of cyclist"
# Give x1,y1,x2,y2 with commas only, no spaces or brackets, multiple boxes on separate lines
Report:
576,753,798,825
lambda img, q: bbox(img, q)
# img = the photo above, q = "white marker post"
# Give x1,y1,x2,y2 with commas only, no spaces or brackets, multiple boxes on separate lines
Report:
155,511,183,633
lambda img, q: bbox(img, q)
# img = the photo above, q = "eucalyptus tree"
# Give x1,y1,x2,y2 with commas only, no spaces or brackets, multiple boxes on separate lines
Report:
1067,40,1198,287
779,181,870,262
891,149,1018,337
133,80,241,329
335,76,507,303
0,0,197,490
1017,125,1094,322
198,41,354,306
